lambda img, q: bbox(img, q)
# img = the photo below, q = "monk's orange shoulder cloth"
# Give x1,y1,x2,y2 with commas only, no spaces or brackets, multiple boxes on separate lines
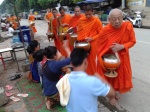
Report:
60,14,71,24
46,12,53,21
77,16,102,41
69,14,84,28
29,15,35,21
97,21,136,93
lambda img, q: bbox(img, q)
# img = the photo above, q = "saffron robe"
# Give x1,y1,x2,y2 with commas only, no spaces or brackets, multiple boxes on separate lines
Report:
97,21,136,93
77,16,103,75
28,15,37,33
45,12,53,21
68,14,84,50
52,16,61,50
58,14,71,57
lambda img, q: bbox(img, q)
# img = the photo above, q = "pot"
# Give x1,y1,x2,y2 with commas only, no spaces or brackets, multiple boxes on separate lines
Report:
30,21,35,26
69,33,77,46
74,41,90,52
67,27,74,34
58,33,67,42
102,53,120,70
47,32,55,42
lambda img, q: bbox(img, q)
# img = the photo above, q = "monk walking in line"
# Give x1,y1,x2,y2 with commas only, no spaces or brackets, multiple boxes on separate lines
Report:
97,9,136,102
28,12,37,34
57,6,71,57
67,6,83,50
44,8,53,34
49,8,61,50
77,5,103,75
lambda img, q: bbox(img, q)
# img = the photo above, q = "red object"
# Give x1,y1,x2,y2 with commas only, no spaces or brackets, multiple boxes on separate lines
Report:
0,56,6,70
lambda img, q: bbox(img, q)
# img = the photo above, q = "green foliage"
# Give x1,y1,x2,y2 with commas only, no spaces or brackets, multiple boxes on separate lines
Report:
0,0,83,14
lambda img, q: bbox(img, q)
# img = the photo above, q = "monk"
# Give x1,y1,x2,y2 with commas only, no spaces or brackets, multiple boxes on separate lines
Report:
97,9,136,100
44,8,53,33
57,6,71,57
9,15,18,30
28,12,37,34
68,6,83,50
77,5,103,75
47,8,61,50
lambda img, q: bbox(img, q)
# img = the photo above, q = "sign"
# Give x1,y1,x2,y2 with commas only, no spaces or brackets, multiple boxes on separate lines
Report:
127,0,144,6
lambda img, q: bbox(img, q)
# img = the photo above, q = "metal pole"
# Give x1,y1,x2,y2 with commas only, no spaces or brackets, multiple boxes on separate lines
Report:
13,0,28,58
13,0,28,71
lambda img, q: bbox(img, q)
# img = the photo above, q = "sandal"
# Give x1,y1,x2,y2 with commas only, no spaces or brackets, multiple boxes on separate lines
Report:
10,74,22,81
5,85,13,90
5,92,13,97
10,96,20,102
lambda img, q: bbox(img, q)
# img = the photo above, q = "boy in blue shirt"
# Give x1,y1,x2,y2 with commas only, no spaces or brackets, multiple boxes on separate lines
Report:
66,48,116,112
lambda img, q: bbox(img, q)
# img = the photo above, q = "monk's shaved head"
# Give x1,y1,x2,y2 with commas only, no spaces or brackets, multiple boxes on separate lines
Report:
74,6,81,10
74,6,81,16
84,5,93,12
108,8,123,28
84,5,93,19
108,8,123,19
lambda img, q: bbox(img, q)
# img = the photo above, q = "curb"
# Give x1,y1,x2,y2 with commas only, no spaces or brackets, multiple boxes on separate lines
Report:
98,97,129,112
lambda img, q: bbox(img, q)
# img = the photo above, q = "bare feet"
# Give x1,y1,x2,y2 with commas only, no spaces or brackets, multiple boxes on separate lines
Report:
115,92,121,100
109,97,117,106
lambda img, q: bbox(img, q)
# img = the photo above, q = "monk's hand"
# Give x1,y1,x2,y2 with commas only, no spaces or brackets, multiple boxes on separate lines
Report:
85,37,92,42
110,43,124,53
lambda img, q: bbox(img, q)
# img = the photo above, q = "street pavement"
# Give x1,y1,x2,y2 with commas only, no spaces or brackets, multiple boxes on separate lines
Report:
0,19,150,112
118,28,150,112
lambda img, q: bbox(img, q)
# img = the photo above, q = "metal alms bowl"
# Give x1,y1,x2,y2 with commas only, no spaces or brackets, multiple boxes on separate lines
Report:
47,32,55,40
30,21,35,26
69,33,77,46
103,53,120,70
74,41,90,52
59,33,67,41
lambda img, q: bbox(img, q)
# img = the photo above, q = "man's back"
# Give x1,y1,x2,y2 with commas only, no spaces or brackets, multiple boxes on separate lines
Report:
66,71,110,112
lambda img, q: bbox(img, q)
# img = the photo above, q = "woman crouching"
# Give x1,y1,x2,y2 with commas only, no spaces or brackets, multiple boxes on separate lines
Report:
42,40,71,110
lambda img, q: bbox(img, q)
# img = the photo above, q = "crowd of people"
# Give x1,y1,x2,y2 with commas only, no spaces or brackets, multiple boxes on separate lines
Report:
26,5,136,112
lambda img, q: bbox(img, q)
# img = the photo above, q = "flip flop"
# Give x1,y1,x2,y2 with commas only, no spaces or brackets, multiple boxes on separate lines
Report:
17,93,28,97
5,92,13,97
5,85,13,90
10,74,22,81
10,96,20,102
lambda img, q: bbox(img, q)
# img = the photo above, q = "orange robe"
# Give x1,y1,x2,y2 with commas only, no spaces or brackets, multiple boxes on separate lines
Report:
77,16,102,75
58,14,71,57
97,21,136,93
28,15,37,33
9,16,18,29
45,12,53,21
49,18,61,50
68,14,84,50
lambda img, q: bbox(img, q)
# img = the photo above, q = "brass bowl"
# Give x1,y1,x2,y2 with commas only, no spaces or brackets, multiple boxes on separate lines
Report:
30,21,35,26
74,41,90,52
47,32,54,42
69,33,77,46
59,33,67,41
103,54,120,70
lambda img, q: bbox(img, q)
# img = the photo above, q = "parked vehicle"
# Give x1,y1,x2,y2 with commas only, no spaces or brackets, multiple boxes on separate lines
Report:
124,11,142,28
